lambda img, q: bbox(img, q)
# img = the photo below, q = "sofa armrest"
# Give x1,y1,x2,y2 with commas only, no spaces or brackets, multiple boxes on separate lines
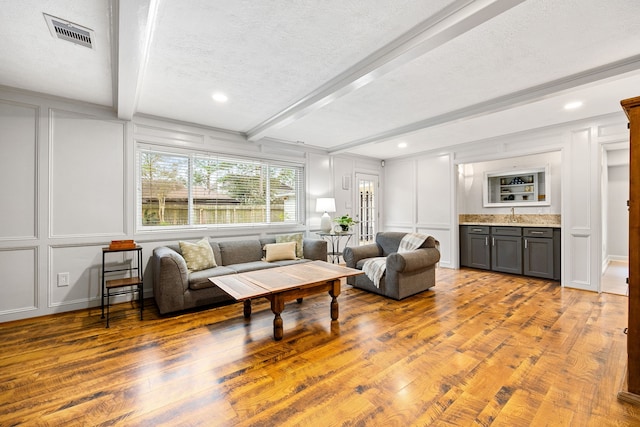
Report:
152,246,189,315
386,247,440,273
343,243,382,269
303,238,328,261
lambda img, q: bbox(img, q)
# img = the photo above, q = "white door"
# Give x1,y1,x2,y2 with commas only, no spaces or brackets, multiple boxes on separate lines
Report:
356,173,378,245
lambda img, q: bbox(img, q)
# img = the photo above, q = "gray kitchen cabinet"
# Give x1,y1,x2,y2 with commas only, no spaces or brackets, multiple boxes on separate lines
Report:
491,227,523,274
523,227,560,280
460,225,560,280
460,226,491,270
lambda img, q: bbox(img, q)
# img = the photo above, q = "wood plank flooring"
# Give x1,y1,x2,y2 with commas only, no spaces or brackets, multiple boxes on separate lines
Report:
1,267,639,426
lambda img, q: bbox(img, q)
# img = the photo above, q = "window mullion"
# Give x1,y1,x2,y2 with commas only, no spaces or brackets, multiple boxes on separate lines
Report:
264,164,271,224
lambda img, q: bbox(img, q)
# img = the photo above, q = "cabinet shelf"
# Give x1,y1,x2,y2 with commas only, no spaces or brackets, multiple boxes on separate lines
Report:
483,166,550,207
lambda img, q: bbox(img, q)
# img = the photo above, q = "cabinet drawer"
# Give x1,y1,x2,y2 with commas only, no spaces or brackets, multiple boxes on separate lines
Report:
523,227,553,238
491,226,522,236
466,226,489,234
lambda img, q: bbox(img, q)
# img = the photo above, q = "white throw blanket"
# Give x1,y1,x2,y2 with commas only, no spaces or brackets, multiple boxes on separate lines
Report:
362,233,429,288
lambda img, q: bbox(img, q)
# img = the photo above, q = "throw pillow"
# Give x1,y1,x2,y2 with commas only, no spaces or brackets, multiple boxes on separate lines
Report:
276,233,304,258
179,238,216,272
264,241,297,262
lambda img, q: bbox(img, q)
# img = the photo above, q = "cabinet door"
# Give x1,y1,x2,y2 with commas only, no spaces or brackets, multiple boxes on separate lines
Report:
468,234,491,270
460,227,469,267
523,237,554,279
491,235,522,274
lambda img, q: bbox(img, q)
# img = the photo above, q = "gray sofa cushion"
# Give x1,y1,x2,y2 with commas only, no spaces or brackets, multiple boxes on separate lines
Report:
272,258,311,267
225,261,279,274
189,266,236,290
218,240,263,265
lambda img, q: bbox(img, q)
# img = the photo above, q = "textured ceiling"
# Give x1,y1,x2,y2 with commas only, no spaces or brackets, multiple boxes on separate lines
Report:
2,0,640,159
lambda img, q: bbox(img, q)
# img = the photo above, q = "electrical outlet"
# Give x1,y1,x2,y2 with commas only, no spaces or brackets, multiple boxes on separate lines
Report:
57,272,70,287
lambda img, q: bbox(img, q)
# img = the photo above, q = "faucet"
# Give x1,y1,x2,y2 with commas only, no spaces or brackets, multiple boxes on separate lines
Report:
510,207,516,222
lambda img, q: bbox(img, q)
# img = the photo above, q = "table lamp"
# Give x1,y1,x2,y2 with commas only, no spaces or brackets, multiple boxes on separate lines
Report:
316,198,336,233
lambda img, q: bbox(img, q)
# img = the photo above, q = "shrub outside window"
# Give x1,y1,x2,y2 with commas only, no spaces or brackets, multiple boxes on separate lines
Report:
138,148,304,228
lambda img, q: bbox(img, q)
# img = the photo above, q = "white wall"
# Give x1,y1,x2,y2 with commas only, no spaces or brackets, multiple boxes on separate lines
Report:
0,88,374,323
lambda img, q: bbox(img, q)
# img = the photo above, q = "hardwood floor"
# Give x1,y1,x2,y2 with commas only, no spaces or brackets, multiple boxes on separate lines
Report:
2,267,640,426
602,260,629,296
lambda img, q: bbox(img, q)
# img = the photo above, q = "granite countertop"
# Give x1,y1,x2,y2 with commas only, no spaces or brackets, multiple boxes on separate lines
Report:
459,222,561,228
459,214,561,228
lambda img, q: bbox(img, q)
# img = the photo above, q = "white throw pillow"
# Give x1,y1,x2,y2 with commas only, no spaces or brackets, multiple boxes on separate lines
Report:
264,241,297,262
276,233,304,258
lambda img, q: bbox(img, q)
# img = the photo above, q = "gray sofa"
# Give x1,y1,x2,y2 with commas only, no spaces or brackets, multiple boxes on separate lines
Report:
152,236,327,314
343,232,440,300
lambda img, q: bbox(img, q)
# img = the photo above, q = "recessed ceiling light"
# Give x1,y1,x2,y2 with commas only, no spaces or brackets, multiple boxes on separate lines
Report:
564,101,583,110
398,142,407,148
212,93,228,103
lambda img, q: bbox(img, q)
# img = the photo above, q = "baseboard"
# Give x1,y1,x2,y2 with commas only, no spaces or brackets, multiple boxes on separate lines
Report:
610,255,629,262
618,364,640,405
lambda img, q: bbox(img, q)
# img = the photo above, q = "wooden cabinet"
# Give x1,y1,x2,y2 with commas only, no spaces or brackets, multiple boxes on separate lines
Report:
491,227,522,275
620,96,640,399
460,225,560,280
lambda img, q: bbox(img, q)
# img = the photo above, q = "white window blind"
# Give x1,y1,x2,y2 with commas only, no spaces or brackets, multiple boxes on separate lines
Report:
138,148,304,228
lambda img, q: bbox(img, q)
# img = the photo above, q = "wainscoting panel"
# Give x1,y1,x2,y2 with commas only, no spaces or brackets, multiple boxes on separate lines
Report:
0,247,37,314
569,232,592,289
0,100,37,240
417,226,452,268
49,109,126,237
569,128,592,229
383,159,415,225
417,154,451,226
49,245,104,307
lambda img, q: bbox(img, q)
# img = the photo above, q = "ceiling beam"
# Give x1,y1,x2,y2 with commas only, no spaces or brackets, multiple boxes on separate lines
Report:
115,0,158,120
245,0,526,142
327,54,640,155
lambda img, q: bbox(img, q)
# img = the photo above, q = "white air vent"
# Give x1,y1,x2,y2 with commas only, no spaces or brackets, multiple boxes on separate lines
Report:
44,13,94,49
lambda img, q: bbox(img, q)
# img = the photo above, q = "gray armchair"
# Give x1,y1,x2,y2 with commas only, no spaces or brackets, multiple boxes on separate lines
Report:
343,232,440,300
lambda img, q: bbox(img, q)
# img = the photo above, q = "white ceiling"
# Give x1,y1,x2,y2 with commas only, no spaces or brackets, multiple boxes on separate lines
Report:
2,0,640,159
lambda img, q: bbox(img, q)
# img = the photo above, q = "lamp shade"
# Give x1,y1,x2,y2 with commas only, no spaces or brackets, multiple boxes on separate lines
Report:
315,198,336,213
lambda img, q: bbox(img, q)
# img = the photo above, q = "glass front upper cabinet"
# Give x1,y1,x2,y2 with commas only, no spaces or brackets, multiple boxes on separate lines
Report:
483,166,550,207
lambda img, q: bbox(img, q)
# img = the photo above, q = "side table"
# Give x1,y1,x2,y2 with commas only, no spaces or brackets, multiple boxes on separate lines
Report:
101,246,143,328
317,232,353,264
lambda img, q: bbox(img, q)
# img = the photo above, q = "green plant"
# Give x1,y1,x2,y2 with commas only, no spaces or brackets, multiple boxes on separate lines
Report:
333,214,358,230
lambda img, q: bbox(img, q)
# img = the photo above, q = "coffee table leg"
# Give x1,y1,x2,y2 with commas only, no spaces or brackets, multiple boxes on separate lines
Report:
329,279,341,321
243,299,252,318
270,296,285,341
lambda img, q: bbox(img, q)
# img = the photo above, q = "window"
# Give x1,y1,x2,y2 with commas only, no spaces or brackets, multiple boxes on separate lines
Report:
138,147,304,228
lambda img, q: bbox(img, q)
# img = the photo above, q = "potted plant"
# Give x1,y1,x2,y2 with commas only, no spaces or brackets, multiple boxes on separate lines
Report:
333,214,358,231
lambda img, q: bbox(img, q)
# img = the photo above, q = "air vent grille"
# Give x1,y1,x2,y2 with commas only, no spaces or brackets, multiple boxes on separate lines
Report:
44,13,94,49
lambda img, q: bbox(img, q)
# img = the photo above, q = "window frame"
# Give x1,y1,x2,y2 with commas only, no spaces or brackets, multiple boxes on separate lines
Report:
136,144,305,231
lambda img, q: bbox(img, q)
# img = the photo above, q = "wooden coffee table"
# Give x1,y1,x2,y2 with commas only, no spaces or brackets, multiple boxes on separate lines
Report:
209,261,363,340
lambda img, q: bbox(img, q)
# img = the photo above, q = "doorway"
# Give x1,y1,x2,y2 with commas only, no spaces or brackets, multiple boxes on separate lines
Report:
601,144,629,296
356,173,378,245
